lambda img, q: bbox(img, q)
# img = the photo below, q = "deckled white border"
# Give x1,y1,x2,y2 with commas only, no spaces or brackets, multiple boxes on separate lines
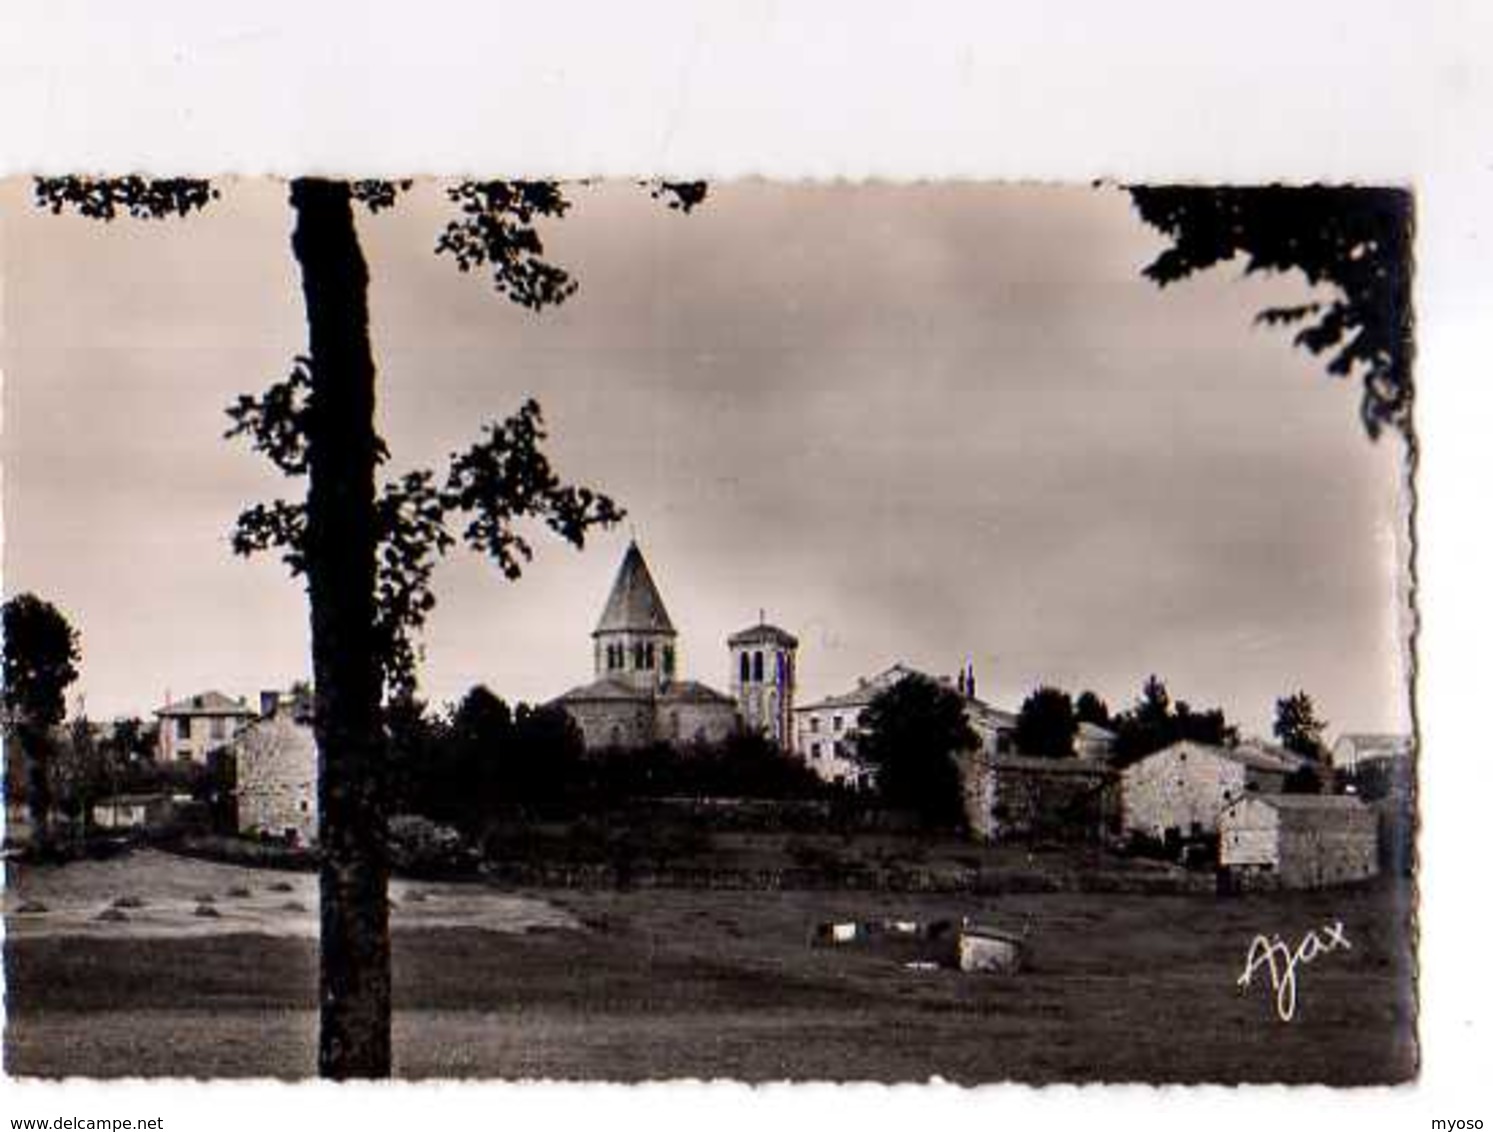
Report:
2,1,1490,1128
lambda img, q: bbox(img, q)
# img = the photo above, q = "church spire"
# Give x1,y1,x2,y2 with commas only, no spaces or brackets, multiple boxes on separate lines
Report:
593,541,676,637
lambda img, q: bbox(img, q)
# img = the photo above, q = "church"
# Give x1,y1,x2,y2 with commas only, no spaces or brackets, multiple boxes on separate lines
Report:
550,542,799,751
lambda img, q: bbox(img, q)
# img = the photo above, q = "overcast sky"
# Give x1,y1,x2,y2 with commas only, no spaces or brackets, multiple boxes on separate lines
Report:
0,179,1411,737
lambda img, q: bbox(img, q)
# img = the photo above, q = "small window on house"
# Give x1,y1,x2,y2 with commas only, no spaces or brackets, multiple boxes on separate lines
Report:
810,742,821,758
633,643,645,669
753,651,764,682
299,800,309,813
663,646,675,677
209,717,226,741
810,717,820,733
645,642,655,670
176,718,191,741
740,652,751,683
833,715,843,732
832,740,843,757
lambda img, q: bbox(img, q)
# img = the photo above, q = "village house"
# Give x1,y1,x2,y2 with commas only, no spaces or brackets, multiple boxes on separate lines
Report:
1331,732,1412,776
794,663,1018,787
1119,739,1302,842
91,793,176,832
230,688,317,845
550,542,789,751
153,690,259,764
1219,793,1379,889
1075,721,1118,761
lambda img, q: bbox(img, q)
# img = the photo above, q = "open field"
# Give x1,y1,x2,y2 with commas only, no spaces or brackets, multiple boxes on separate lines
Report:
4,850,1416,1082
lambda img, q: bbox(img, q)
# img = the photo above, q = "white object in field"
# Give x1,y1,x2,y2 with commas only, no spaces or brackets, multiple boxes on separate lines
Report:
904,960,940,972
959,929,1025,974
831,922,858,943
891,920,919,935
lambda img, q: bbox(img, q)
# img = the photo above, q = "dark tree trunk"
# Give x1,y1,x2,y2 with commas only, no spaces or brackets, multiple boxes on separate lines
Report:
288,178,391,1079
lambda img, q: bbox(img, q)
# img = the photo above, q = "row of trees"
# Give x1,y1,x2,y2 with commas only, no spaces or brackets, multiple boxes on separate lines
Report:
386,685,834,834
1010,678,1330,765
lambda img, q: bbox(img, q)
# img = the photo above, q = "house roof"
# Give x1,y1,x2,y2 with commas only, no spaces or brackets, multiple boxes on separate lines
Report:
155,690,258,718
992,754,1117,777
1334,733,1412,758
794,664,926,713
1224,793,1374,829
1077,721,1116,741
727,622,799,649
795,663,1019,729
551,677,734,707
1245,794,1368,811
593,542,675,637
552,678,653,704
1132,739,1302,775
659,680,736,706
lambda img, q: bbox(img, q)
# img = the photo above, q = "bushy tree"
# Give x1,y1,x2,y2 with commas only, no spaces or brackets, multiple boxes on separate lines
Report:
1111,675,1239,765
1273,691,1328,761
2,593,81,854
854,673,977,830
1014,686,1078,759
1074,690,1112,730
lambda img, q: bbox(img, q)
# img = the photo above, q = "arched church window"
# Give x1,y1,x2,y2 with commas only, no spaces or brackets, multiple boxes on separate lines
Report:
633,643,645,669
645,642,656,670
753,651,764,682
740,651,751,684
663,646,676,677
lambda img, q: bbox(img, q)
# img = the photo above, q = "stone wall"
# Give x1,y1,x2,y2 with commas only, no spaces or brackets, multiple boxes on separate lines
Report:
1120,743,1249,839
990,756,1118,844
234,714,317,846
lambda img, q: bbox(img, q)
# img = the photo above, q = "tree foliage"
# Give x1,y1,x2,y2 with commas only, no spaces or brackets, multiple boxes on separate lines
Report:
1014,686,1078,759
854,673,977,830
1273,690,1328,761
227,369,624,698
1110,675,1238,765
3,593,82,852
1129,185,1413,439
1074,690,1112,730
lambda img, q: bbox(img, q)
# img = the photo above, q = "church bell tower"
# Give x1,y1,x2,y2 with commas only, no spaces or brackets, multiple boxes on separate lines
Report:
728,615,799,750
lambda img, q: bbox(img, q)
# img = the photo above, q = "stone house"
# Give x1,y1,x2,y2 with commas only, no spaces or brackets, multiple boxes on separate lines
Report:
154,690,259,764
1075,721,1118,761
1219,794,1379,888
91,793,176,831
1331,732,1412,776
231,694,317,845
1120,740,1300,842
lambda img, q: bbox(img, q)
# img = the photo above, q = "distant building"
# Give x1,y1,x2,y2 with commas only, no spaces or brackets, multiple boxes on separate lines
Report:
793,663,1018,787
1332,733,1412,776
231,690,317,846
550,542,745,750
154,691,259,764
91,793,176,832
1120,740,1301,841
728,620,799,750
1219,794,1379,889
1075,721,1118,761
